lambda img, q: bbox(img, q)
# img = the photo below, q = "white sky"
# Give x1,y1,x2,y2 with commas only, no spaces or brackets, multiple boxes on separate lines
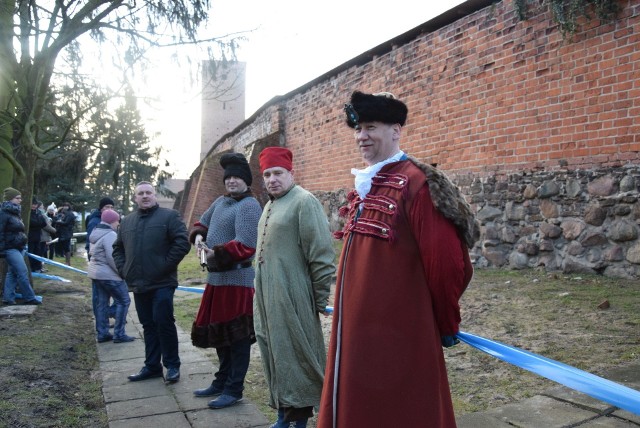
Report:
138,0,466,177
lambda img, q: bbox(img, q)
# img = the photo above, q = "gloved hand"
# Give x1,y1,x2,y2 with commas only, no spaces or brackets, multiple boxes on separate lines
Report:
205,248,219,272
441,335,460,348
188,226,207,244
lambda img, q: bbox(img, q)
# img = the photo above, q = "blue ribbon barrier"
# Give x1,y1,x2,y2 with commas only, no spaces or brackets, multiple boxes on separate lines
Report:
28,253,88,275
27,253,207,294
32,272,71,282
26,259,640,414
324,306,640,415
457,331,640,415
177,286,205,294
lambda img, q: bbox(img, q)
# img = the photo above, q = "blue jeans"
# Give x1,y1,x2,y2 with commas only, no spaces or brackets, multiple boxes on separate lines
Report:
2,249,37,303
134,287,180,371
93,279,131,340
92,283,117,329
213,337,252,398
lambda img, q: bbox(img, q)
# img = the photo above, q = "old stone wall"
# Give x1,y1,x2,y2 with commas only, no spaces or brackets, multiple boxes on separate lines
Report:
463,167,640,278
313,167,640,279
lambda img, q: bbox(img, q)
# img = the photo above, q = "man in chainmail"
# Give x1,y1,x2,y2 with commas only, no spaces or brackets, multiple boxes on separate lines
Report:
188,152,262,410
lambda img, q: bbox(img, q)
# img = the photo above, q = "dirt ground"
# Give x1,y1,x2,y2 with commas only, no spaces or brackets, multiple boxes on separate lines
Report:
0,262,107,428
446,269,640,414
237,267,640,426
1,260,638,427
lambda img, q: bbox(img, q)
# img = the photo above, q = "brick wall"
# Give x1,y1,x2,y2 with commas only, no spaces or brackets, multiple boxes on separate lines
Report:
181,0,640,277
279,0,640,189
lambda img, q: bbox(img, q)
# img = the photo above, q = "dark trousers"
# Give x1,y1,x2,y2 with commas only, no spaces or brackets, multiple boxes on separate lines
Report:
213,337,252,398
133,286,180,371
47,243,55,259
28,240,42,271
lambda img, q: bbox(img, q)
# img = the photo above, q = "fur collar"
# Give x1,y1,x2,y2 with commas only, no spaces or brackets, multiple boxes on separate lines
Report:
407,156,479,249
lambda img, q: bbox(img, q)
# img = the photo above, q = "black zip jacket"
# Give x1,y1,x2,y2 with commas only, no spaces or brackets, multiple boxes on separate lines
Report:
0,202,28,253
112,204,190,293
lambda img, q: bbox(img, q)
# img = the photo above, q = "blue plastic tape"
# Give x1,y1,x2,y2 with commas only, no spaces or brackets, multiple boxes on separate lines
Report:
28,253,88,275
28,253,209,293
177,286,205,294
457,331,640,415
30,258,640,415
32,272,71,282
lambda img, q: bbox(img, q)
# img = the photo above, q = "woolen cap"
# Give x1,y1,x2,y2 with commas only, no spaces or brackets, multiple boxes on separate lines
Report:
99,197,115,210
344,91,408,128
3,187,21,201
220,153,252,186
259,147,293,173
101,209,120,224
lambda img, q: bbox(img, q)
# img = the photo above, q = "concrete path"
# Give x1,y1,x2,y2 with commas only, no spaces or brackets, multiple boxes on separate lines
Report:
456,363,640,427
2,295,639,427
96,289,271,428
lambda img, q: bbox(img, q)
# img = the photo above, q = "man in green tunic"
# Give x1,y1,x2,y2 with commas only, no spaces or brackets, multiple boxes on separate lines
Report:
254,147,335,428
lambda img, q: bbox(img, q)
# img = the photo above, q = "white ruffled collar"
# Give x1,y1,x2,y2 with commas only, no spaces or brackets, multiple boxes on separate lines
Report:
351,151,406,199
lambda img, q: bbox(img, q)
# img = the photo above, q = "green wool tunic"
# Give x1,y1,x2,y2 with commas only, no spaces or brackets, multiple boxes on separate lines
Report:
254,184,335,410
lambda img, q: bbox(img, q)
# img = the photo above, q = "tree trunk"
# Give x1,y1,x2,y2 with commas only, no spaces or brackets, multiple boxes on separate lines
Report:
14,136,38,228
0,0,16,190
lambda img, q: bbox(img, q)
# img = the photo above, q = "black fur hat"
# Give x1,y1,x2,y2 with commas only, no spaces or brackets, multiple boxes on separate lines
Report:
344,91,408,128
220,153,252,186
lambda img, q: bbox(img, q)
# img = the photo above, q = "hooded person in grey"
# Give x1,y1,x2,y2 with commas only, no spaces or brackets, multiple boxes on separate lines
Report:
87,209,135,344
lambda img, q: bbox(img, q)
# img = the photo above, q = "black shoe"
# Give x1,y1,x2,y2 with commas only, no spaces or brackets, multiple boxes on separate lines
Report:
194,384,224,397
208,394,242,409
165,367,180,382
22,299,42,305
97,335,113,343
128,367,163,382
113,335,136,343
2,301,16,306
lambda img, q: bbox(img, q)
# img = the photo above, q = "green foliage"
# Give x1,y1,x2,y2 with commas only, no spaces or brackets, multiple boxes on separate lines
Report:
514,0,619,37
84,84,164,213
32,52,170,213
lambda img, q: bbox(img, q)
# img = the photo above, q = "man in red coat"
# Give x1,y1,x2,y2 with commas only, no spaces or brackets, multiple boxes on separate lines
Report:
317,91,478,427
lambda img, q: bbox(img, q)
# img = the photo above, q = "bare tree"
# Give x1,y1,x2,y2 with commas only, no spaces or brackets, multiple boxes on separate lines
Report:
0,0,239,223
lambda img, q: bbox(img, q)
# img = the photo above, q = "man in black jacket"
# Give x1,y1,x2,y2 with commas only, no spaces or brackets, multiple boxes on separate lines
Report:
113,181,190,383
28,198,47,272
54,202,76,265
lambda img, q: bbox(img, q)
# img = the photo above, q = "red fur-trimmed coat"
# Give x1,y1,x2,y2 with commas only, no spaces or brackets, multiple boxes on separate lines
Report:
318,158,477,428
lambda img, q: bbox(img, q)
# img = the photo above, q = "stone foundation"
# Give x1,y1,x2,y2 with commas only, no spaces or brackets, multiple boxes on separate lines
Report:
314,166,640,279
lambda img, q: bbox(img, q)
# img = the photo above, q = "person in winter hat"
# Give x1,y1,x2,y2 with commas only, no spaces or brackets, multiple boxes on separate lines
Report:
85,196,117,324
317,91,477,428
1,187,41,306
85,196,115,258
3,187,20,201
253,148,335,428
87,209,135,344
188,152,262,410
28,198,47,272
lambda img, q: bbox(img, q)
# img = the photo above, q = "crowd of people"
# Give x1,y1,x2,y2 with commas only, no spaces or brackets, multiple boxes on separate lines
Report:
1,90,477,428
0,189,83,306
